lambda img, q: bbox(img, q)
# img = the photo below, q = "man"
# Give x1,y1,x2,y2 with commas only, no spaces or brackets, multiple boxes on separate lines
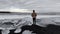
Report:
31,10,37,25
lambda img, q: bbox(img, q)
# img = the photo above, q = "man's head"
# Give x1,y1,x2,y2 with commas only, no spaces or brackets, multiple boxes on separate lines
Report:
33,10,35,13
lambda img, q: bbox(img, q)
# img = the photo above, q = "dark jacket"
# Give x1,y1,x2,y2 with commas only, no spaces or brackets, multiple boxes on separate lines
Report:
31,13,37,18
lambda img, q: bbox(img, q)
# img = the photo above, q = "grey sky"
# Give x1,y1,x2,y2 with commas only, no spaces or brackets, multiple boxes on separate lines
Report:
0,0,60,13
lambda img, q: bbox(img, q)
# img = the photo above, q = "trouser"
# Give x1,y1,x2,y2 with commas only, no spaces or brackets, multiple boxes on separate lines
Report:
33,18,36,25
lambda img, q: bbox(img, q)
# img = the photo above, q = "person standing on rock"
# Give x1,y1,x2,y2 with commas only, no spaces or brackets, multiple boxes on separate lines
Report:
31,10,37,25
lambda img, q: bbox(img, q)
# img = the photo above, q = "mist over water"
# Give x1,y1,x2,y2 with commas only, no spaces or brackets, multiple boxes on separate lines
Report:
0,14,60,19
0,14,60,27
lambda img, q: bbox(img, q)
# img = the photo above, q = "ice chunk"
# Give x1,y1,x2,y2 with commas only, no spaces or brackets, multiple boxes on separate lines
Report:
22,30,32,34
14,28,21,33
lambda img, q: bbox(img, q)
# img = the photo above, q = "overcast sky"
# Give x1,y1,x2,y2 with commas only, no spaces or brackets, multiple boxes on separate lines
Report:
0,0,60,13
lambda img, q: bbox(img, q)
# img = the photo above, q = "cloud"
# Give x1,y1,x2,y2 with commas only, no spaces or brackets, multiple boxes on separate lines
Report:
0,0,60,13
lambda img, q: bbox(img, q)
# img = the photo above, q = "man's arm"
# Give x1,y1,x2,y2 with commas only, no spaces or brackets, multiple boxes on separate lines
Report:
31,13,32,16
35,13,37,16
